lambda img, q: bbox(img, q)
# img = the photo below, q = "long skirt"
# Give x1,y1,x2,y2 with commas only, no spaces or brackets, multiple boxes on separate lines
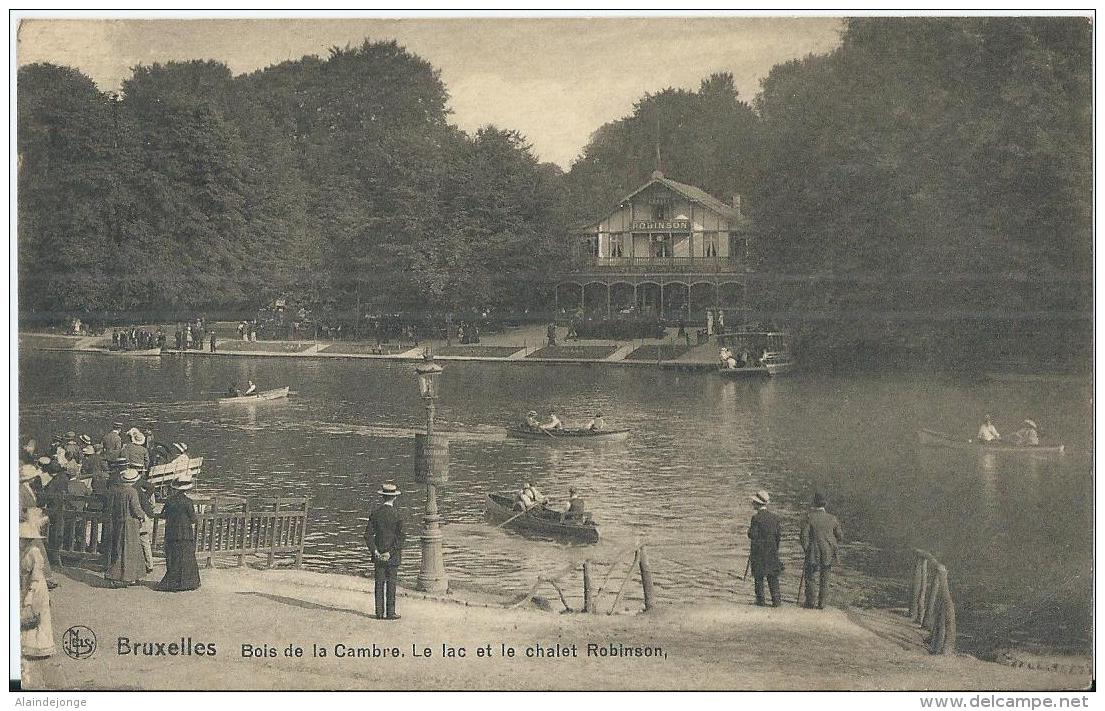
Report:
156,538,201,592
105,518,145,583
21,546,55,658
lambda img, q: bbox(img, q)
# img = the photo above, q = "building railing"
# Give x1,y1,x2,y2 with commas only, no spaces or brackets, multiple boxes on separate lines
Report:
39,494,309,570
569,256,745,274
909,549,958,654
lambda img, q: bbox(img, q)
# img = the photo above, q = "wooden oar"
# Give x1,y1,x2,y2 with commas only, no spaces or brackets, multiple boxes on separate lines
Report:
495,510,528,529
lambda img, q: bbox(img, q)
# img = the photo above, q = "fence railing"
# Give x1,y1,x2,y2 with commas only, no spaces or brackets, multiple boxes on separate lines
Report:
909,548,957,654
575,256,744,274
40,494,309,570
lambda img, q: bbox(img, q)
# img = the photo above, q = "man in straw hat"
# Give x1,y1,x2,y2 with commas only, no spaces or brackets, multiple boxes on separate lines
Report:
748,490,783,607
121,429,150,472
800,492,844,609
364,482,406,620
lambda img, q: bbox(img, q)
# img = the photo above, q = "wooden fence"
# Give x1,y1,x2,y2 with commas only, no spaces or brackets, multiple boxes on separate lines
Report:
909,548,957,654
40,494,309,570
513,544,655,614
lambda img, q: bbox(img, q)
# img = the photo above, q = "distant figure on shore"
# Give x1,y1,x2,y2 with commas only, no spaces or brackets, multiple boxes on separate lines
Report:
540,413,563,432
1012,419,1040,446
104,468,147,588
800,492,844,610
587,412,606,431
748,490,783,607
157,474,201,592
209,329,217,353
977,415,1001,443
20,507,55,659
547,322,557,347
365,482,406,620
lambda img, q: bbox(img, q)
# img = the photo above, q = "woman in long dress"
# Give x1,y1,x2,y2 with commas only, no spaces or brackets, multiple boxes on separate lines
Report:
20,508,55,658
156,475,201,592
104,468,147,586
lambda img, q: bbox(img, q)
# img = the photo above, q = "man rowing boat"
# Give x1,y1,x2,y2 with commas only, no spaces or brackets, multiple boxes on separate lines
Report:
977,415,1001,443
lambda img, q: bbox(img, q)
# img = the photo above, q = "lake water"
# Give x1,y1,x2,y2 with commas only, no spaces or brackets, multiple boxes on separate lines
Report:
18,351,1093,655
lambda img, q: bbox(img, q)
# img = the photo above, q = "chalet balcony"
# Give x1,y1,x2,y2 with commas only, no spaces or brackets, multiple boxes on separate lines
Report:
568,256,746,274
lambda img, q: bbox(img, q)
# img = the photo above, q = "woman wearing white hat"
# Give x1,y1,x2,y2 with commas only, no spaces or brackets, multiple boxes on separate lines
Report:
156,474,201,592
104,468,147,587
20,507,55,658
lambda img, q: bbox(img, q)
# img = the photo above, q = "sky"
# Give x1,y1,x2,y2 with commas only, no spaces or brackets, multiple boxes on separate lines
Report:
17,16,843,168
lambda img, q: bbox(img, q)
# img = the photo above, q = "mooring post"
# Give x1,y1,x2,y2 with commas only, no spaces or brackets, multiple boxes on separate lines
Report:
583,561,595,613
638,545,655,612
914,557,929,624
909,555,924,618
937,565,956,654
923,564,942,630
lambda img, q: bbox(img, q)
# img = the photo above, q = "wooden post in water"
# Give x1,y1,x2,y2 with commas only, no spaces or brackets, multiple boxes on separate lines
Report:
909,556,924,619
914,557,929,624
638,545,655,612
922,565,941,630
937,565,956,654
583,561,594,613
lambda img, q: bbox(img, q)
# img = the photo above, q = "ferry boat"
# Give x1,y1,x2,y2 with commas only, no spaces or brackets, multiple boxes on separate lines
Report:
714,327,795,377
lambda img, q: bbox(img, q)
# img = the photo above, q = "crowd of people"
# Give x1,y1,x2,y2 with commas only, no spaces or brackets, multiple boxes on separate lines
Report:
18,424,203,660
111,327,164,351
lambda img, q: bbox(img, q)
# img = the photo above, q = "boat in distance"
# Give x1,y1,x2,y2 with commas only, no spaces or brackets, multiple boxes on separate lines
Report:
98,347,163,357
917,428,1065,455
506,426,630,442
485,492,600,544
217,386,291,404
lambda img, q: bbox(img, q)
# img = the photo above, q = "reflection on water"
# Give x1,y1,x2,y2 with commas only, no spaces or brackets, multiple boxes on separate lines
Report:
17,352,1093,654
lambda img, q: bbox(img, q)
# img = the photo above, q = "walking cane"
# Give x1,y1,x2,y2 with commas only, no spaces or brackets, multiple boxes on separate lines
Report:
741,555,751,581
796,569,806,605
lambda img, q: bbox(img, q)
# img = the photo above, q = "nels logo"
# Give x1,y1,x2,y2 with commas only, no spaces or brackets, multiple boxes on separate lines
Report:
62,626,96,660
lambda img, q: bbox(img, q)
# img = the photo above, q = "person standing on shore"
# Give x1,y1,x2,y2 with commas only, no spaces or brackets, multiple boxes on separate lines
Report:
209,328,217,352
547,322,557,347
748,490,783,607
365,482,406,620
156,474,201,592
800,492,844,609
104,468,147,587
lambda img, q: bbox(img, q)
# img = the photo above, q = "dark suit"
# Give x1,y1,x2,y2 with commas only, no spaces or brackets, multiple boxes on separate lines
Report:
365,503,406,618
748,508,783,606
800,508,843,608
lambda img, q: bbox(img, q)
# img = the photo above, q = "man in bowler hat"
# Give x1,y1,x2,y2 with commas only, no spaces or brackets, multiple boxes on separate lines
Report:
800,492,844,609
365,482,406,620
748,490,783,607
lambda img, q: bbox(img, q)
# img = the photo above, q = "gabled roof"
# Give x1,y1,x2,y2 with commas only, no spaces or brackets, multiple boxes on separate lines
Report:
574,171,745,231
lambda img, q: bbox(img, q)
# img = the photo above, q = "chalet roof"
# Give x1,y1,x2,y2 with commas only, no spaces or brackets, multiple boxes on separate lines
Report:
574,171,746,231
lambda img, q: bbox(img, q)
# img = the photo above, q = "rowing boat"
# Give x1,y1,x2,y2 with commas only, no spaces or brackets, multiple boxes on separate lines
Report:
506,426,629,442
217,386,290,404
717,365,771,378
102,347,163,357
486,492,599,543
917,428,1065,455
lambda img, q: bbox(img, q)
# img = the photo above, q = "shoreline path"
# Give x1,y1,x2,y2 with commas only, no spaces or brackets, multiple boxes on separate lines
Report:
23,565,1087,691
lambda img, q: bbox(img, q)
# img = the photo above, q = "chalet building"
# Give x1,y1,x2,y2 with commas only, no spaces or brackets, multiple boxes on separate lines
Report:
557,171,753,321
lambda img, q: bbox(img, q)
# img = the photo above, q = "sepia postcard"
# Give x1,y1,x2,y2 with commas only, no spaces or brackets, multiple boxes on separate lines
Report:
11,11,1095,697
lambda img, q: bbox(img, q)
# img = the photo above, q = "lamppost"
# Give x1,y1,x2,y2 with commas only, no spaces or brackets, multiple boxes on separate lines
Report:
414,352,448,593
